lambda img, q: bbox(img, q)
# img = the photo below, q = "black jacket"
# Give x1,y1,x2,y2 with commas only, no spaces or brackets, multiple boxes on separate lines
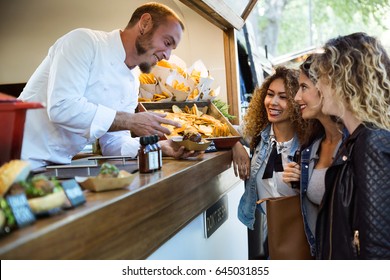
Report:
316,124,390,259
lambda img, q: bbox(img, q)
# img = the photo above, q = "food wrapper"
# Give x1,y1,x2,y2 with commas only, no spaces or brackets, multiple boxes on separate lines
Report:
139,82,173,103
186,87,201,101
151,65,177,85
159,55,187,73
200,85,220,101
165,73,195,102
138,56,220,102
152,54,187,83
187,60,208,83
139,85,156,99
171,136,211,151
75,171,135,192
187,60,219,101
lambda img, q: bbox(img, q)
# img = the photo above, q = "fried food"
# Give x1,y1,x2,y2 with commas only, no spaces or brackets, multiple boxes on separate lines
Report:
158,105,232,139
187,88,199,100
172,80,190,92
139,73,156,84
157,60,186,77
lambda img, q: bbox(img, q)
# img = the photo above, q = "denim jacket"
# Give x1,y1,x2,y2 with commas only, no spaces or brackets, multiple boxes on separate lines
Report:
300,133,345,256
237,124,300,229
300,137,322,256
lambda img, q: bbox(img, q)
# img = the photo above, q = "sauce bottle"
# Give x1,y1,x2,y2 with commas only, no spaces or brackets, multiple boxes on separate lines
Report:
153,134,162,170
148,136,159,171
138,136,152,173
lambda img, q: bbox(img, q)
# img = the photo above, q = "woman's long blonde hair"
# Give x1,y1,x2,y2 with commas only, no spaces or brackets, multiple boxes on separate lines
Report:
243,66,306,151
311,32,390,130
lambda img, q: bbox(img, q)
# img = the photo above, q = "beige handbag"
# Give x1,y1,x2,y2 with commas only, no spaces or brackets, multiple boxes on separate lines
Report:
257,195,313,260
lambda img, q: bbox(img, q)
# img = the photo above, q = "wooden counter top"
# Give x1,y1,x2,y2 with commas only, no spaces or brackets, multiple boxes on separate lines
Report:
0,151,239,259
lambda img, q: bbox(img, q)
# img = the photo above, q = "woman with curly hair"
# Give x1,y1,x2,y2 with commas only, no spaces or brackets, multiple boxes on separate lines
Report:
233,66,306,258
312,32,390,259
282,54,345,257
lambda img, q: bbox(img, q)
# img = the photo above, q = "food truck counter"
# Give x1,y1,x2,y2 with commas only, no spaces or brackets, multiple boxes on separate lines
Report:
0,150,243,259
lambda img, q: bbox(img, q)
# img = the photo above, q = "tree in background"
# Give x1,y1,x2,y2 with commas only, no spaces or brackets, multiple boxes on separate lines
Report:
254,0,390,57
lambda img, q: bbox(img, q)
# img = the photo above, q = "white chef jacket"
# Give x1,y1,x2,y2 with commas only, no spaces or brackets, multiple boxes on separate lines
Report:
18,28,140,169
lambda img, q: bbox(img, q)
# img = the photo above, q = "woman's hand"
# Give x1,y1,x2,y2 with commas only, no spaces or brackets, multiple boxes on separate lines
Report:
232,142,250,180
282,161,301,186
159,139,202,159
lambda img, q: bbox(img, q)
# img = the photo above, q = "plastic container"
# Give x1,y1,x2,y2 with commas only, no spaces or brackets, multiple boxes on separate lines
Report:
0,92,43,165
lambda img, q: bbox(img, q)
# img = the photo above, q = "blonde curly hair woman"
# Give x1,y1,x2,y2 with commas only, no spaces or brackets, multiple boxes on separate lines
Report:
312,32,390,259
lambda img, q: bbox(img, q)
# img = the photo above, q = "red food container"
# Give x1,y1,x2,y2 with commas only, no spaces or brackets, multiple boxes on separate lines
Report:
0,92,43,165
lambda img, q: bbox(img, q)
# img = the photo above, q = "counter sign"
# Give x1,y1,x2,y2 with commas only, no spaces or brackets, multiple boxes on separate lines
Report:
6,193,36,227
204,195,228,238
61,179,86,207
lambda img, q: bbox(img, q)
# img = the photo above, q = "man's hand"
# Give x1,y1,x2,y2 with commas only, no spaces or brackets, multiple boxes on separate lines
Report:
110,111,181,137
159,139,201,159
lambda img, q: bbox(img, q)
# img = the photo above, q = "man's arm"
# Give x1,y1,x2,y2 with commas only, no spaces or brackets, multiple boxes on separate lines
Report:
109,111,181,137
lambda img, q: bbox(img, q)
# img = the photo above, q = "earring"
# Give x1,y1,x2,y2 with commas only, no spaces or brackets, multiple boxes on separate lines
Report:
140,30,144,35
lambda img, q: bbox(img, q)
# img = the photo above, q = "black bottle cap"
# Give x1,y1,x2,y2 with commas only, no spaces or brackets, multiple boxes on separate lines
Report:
140,136,151,146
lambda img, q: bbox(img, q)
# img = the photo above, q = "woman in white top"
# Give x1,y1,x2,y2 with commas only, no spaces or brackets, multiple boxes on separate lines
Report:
233,66,307,258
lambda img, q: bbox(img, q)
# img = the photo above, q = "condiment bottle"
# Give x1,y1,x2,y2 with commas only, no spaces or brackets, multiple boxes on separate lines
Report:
138,136,152,173
153,134,162,170
148,136,159,171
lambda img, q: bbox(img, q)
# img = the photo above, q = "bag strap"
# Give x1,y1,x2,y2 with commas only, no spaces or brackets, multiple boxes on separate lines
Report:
256,198,269,205
256,195,299,205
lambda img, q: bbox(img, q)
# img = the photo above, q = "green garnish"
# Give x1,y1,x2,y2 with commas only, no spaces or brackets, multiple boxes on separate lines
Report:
212,99,236,120
99,163,120,177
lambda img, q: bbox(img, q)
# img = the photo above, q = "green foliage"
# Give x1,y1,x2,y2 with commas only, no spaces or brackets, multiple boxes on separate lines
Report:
212,99,236,120
257,0,390,57
318,0,390,25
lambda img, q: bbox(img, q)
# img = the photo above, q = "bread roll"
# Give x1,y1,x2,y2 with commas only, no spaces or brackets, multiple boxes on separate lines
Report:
0,160,30,197
28,189,67,213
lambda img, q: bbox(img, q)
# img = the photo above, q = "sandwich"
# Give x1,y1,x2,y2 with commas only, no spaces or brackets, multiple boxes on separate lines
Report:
0,160,66,214
0,160,30,198
22,175,67,214
0,160,30,234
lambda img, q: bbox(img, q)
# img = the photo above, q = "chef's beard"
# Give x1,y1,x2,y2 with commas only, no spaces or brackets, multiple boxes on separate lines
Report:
136,33,154,73
139,62,152,73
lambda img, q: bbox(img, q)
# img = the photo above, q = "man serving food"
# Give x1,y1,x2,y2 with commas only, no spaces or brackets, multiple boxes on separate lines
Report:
18,2,197,169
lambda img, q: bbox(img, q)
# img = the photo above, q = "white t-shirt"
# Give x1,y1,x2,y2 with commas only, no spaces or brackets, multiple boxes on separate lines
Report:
19,29,140,169
256,129,298,200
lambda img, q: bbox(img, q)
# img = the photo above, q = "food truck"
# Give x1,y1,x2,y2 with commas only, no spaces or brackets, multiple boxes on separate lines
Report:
0,0,261,259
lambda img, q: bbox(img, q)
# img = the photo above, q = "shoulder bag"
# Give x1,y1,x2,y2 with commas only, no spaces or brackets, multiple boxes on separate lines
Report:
257,195,313,260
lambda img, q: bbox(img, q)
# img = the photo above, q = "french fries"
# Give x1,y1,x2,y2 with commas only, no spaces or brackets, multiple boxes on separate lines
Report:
187,88,199,100
139,58,218,102
138,97,152,102
157,60,186,77
152,91,171,101
190,70,201,84
139,73,156,84
172,80,190,92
